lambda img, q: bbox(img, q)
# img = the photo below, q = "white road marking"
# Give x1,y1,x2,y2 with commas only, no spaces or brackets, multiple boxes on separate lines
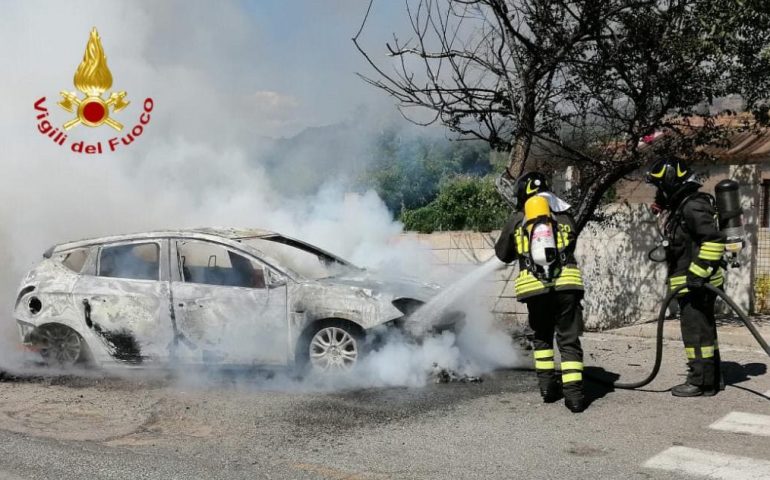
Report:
710,412,770,437
644,446,770,480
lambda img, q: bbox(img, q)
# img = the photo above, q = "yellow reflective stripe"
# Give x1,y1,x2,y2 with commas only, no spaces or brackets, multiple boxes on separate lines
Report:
710,276,724,287
555,267,583,287
555,280,584,287
533,349,554,359
562,372,582,383
669,276,687,285
561,361,583,371
516,280,544,287
685,347,696,359
699,251,723,261
515,228,525,254
701,346,715,358
516,285,548,295
689,263,712,278
699,243,725,260
516,276,543,284
514,228,529,254
535,360,555,370
669,275,690,294
558,273,583,279
701,242,725,252
515,272,551,295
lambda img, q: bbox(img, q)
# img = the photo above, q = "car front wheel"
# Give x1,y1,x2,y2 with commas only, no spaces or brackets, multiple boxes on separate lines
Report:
300,320,364,373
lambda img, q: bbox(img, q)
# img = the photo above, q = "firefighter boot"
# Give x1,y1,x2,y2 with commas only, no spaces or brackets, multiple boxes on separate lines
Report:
671,382,717,397
538,374,562,403
563,382,586,413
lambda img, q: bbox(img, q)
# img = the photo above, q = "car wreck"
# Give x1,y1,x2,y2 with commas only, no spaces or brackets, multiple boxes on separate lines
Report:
13,228,444,373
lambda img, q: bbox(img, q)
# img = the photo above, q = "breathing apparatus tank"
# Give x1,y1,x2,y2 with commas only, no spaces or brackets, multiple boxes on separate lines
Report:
524,195,558,278
714,179,744,267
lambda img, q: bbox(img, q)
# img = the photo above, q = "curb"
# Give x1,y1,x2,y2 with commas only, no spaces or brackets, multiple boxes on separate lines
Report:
602,319,770,350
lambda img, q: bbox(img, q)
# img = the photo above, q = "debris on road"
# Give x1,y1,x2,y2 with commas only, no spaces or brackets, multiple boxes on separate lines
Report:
430,363,483,384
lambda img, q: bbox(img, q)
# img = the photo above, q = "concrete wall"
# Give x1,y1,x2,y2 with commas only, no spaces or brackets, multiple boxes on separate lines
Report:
399,167,759,329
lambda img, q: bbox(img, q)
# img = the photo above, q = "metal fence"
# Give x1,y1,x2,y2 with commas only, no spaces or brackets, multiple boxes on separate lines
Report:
754,180,770,312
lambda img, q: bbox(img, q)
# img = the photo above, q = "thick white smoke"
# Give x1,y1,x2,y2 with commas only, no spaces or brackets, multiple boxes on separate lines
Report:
0,0,520,385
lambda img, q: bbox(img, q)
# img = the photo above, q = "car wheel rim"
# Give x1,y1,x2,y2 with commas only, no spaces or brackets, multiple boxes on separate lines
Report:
39,326,81,366
309,327,358,372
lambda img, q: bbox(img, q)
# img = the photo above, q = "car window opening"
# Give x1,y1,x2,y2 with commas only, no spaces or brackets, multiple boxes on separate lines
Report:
61,248,89,273
99,243,159,281
242,237,356,281
178,241,266,288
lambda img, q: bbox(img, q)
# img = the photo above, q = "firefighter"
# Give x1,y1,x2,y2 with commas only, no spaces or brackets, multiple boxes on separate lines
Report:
495,172,587,413
645,159,725,397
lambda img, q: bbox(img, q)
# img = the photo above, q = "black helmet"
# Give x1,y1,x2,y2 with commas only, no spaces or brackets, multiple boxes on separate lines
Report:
645,159,693,202
514,172,550,210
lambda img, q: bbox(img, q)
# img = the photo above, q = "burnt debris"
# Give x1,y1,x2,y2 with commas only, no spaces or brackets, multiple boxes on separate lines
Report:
430,363,483,384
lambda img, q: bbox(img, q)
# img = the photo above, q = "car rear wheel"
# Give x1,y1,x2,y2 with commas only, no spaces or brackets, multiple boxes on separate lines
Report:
298,320,364,374
33,324,87,368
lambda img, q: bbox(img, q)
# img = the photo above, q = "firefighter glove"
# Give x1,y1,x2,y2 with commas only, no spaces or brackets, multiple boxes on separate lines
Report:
686,261,712,291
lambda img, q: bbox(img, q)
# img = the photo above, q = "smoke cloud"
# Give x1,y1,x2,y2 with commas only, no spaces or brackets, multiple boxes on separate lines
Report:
0,0,520,385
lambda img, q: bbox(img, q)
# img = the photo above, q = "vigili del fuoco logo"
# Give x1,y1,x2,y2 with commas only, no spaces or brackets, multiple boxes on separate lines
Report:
33,27,154,154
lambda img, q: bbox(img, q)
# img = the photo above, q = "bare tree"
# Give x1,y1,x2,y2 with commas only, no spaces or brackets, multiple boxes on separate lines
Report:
354,0,770,230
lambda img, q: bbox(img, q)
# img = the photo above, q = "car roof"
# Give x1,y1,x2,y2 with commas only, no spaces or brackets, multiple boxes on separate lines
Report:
47,228,277,254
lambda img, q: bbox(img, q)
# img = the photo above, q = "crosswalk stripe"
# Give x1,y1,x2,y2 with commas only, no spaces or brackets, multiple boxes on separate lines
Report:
710,412,770,437
644,446,770,479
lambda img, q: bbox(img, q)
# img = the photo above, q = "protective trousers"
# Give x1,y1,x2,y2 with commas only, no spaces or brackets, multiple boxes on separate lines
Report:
678,289,721,388
526,291,584,397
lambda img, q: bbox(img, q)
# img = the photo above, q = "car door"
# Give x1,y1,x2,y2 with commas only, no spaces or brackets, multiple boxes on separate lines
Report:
72,239,175,364
170,239,289,365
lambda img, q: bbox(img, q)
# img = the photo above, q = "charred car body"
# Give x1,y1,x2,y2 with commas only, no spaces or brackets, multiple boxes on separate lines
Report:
13,228,441,372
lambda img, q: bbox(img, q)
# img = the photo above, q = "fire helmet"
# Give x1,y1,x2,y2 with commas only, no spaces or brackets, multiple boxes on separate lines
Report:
645,158,693,203
514,172,550,210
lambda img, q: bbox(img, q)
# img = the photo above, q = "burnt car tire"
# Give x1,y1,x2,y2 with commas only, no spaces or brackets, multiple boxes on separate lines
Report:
31,324,90,368
296,320,365,374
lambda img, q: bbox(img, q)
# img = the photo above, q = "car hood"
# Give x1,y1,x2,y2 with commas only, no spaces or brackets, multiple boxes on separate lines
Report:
315,272,440,303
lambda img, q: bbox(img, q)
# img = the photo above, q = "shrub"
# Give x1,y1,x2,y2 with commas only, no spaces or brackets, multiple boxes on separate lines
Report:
755,275,770,313
400,175,510,233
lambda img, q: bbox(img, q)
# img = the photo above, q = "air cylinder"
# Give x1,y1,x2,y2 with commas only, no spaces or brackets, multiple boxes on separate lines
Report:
715,179,744,253
524,195,557,268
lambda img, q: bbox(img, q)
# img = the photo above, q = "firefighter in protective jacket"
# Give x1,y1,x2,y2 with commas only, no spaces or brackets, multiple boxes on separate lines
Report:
646,159,725,397
495,172,587,413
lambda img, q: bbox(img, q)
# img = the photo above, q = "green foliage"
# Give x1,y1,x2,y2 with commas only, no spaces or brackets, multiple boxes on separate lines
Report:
400,175,510,233
360,130,494,213
755,275,770,314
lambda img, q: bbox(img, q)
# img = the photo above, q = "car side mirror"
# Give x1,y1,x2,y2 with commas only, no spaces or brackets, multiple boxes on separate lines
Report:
266,270,286,288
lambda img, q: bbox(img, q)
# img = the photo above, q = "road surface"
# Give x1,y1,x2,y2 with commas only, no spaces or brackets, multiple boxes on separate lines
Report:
0,333,768,480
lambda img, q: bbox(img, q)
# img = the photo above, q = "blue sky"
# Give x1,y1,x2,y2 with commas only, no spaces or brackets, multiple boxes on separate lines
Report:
137,0,409,136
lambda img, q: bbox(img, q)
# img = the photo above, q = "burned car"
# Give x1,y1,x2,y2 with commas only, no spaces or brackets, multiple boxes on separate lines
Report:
13,228,441,372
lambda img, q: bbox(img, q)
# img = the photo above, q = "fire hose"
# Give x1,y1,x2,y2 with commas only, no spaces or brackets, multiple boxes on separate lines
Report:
587,283,770,390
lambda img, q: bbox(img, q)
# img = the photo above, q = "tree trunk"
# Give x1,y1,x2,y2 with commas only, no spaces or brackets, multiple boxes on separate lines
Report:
506,130,534,179
574,163,641,233
506,95,536,178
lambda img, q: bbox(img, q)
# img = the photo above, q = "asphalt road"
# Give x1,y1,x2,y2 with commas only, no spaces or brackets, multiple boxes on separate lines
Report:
0,332,768,480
